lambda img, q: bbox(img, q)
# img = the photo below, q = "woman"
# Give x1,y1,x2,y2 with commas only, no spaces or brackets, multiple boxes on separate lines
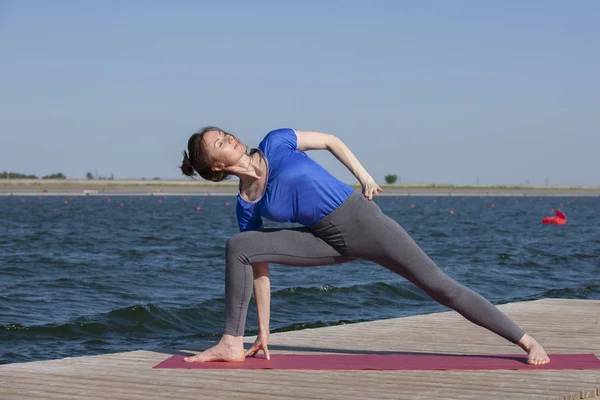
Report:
179,126,550,365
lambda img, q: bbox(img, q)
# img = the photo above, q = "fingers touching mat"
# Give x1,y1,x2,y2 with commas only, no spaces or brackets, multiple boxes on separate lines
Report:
153,353,600,370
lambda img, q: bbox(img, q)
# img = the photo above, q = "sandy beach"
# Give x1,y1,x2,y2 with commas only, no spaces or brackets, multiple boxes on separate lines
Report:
1,179,600,197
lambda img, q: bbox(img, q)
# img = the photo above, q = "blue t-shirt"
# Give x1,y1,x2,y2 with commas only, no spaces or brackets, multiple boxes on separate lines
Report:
236,128,355,231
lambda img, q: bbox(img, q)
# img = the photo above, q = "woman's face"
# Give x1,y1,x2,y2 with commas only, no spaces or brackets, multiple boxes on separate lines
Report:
202,130,247,171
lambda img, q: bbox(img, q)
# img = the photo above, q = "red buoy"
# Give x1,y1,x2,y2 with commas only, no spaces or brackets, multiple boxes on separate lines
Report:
542,209,566,225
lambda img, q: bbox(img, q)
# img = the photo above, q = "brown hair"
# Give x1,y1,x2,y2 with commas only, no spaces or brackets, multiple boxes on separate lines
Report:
180,126,233,182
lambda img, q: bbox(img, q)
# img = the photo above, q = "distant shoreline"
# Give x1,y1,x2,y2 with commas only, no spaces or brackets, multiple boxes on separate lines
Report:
1,179,599,197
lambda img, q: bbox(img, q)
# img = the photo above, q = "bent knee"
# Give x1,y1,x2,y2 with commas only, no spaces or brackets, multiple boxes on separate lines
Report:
226,232,248,253
226,231,260,258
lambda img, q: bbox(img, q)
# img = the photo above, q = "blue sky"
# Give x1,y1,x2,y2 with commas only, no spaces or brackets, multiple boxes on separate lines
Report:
1,1,598,186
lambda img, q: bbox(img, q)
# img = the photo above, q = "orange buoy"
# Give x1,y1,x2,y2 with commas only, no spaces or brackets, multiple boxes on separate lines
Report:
542,209,566,225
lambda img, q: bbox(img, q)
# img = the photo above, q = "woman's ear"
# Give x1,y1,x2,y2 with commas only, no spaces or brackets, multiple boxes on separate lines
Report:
212,163,225,172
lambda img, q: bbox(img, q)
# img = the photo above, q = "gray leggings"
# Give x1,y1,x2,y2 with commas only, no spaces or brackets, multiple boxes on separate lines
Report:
224,190,526,344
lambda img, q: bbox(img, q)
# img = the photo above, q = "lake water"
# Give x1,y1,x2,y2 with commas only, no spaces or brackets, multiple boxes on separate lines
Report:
1,194,599,365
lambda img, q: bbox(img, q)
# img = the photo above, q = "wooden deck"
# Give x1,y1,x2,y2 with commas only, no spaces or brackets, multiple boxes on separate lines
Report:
1,298,599,400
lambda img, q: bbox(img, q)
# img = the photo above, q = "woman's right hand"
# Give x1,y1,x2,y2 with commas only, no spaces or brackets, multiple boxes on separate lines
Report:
244,330,270,360
361,175,383,200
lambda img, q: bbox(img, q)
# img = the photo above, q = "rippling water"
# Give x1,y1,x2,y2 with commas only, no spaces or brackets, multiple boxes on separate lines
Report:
1,194,599,365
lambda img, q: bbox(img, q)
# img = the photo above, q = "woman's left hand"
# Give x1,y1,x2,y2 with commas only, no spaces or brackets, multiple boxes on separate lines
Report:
361,176,383,200
244,330,270,360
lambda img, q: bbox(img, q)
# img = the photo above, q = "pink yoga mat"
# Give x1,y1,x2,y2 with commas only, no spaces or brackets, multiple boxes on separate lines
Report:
153,353,600,371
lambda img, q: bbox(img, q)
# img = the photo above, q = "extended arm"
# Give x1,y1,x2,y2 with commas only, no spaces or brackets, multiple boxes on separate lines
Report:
252,262,271,334
296,130,383,200
245,262,271,359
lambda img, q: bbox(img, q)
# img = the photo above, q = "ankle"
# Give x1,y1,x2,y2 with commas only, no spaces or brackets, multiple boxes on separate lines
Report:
219,334,244,347
517,333,537,351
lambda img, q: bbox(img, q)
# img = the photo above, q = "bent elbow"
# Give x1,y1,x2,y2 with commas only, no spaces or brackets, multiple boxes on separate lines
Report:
325,134,342,150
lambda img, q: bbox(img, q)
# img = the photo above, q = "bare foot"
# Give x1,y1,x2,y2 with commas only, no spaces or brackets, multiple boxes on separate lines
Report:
184,335,245,363
517,333,550,365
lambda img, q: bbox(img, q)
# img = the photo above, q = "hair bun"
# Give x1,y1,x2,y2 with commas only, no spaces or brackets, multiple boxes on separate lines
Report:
180,151,195,177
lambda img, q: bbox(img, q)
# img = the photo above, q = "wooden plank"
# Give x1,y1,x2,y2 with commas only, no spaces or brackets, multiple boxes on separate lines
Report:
3,360,596,400
4,364,597,397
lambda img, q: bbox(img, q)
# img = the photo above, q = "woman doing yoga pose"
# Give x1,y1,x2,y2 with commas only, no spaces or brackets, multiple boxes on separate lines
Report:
179,126,550,365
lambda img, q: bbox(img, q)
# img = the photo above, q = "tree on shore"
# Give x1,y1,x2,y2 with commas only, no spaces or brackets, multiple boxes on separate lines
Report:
1,171,67,179
86,172,94,180
384,174,398,184
1,171,38,179
42,173,66,179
